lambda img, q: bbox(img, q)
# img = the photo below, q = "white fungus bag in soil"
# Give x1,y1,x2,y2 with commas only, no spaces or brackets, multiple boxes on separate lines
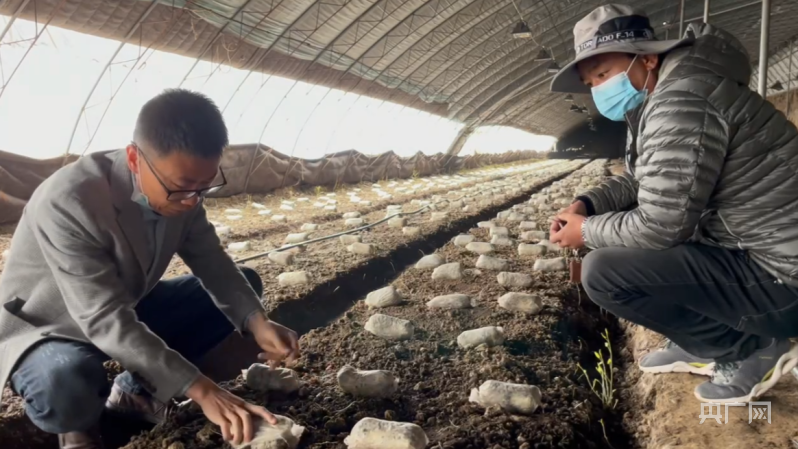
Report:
457,326,505,349
465,242,494,255
519,231,547,242
344,418,428,449
340,235,361,245
300,223,318,231
533,257,567,272
345,218,365,227
343,212,361,219
426,293,475,310
268,251,294,266
538,239,562,253
431,262,463,280
498,293,543,314
234,415,304,449
364,314,414,340
452,234,475,247
257,210,272,216
244,364,301,393
490,235,514,247
228,241,252,253
469,380,542,415
518,243,546,257
415,254,444,269
348,242,376,255
365,286,403,308
475,255,508,271
402,226,420,236
496,272,533,288
284,233,309,244
278,271,309,286
489,227,509,237
388,217,407,228
337,365,398,398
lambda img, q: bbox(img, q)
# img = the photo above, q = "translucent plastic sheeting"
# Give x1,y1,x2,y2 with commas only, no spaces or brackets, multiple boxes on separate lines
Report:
0,18,466,160
460,126,558,156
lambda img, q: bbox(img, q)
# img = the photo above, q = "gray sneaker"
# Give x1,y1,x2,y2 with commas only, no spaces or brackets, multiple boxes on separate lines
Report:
639,340,715,376
694,339,798,403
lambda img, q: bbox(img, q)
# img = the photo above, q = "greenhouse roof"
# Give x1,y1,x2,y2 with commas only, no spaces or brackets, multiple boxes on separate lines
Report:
4,0,797,140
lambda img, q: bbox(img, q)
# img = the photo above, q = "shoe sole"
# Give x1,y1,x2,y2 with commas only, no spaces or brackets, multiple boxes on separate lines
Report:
694,345,798,403
639,360,716,377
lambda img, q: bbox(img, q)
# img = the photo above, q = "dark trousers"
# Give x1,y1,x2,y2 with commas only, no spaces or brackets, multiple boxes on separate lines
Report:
582,244,798,363
10,267,263,434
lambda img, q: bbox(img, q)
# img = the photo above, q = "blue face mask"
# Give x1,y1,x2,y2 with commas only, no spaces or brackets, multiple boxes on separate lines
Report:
591,55,650,121
131,174,154,210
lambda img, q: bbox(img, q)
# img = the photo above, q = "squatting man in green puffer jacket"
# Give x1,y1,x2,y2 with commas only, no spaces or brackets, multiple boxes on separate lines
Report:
549,4,798,403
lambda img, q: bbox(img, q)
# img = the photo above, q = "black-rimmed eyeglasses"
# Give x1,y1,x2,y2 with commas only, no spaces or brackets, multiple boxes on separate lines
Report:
133,143,227,201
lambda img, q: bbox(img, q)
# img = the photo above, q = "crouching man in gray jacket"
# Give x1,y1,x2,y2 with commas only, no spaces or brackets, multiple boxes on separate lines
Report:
550,4,798,404
0,89,299,448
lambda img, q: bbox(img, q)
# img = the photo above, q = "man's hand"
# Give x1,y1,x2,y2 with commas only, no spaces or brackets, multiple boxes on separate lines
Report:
247,312,300,368
550,200,587,235
186,375,276,445
550,212,586,249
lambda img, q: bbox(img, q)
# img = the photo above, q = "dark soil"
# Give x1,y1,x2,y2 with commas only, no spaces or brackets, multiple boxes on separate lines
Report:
121,162,634,449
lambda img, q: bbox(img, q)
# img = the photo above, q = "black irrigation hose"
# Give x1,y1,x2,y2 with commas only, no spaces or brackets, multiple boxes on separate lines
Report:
233,205,432,263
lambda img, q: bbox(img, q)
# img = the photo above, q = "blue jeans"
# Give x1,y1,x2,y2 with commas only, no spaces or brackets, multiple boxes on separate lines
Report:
10,266,263,434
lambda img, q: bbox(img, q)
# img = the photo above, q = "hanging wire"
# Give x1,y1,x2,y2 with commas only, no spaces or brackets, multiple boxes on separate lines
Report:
787,38,794,118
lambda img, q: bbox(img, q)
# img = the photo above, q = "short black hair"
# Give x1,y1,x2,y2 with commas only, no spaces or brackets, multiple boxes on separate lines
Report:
134,88,228,158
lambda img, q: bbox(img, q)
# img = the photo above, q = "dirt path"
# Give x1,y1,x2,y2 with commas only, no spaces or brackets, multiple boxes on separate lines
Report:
621,324,798,449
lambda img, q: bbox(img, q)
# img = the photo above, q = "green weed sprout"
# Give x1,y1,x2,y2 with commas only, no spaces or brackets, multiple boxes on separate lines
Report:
577,328,618,409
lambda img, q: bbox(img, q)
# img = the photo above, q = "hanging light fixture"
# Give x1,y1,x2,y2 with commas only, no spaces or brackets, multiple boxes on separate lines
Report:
569,104,581,112
770,80,785,91
509,0,533,40
564,94,574,102
546,61,561,73
534,48,552,62
512,20,533,39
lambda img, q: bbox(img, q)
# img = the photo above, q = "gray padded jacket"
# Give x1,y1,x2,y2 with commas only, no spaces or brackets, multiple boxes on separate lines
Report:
579,22,798,286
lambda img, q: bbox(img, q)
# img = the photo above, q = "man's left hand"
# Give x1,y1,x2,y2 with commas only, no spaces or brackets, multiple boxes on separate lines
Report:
247,312,300,368
550,212,586,250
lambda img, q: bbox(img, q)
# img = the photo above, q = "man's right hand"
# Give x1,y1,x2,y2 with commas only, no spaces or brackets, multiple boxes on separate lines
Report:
550,200,587,235
186,375,275,445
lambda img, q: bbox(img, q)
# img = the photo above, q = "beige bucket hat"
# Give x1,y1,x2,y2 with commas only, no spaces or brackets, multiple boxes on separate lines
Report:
550,4,693,94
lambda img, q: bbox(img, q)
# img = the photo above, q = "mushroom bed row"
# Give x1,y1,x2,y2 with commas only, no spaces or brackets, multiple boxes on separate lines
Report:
158,159,585,309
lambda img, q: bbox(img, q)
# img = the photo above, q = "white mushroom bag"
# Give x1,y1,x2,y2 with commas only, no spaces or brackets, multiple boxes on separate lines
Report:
337,365,399,398
344,418,428,449
234,415,305,449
